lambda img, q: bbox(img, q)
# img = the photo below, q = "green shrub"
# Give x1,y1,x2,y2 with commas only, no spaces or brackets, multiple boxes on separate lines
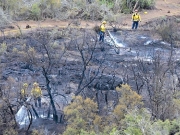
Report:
3,128,18,135
118,0,155,13
139,0,155,9
0,0,156,21
99,0,114,9
31,3,41,20
122,8,131,14
169,124,179,135
157,23,178,43
0,42,7,55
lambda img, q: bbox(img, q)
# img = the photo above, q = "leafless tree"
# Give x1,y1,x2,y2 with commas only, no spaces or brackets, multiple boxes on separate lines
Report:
132,47,179,120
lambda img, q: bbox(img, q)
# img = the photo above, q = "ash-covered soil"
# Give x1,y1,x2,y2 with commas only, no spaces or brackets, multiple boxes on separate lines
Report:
1,21,180,133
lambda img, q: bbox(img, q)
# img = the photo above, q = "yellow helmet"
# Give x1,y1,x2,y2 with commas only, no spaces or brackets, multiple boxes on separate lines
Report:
33,82,38,86
102,21,107,24
23,83,28,87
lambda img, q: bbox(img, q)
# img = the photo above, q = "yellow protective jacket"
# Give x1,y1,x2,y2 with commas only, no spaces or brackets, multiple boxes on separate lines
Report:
31,86,42,98
100,24,106,32
21,89,27,98
132,13,141,21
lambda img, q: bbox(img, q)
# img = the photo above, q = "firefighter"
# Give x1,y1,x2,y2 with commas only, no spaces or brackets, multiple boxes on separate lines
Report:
20,83,28,101
132,9,141,29
99,21,107,43
31,82,42,108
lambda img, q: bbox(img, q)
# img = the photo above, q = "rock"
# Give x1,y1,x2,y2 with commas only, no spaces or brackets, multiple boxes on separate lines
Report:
113,28,117,32
2,70,11,80
176,18,180,23
89,74,123,90
26,24,31,29
65,90,71,94
8,26,15,29
0,56,7,63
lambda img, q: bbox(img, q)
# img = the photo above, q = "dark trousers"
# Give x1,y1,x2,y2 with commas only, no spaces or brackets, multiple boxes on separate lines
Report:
132,21,139,29
34,97,41,107
99,31,105,42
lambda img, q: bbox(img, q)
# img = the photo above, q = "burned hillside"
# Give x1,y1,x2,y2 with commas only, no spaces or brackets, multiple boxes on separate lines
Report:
1,20,180,134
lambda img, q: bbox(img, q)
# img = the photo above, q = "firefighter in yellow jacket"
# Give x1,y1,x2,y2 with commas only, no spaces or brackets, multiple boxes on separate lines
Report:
132,9,141,29
20,83,29,101
99,21,107,43
31,82,42,108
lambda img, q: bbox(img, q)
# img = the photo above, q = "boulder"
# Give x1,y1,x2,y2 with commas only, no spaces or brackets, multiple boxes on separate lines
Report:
89,74,123,90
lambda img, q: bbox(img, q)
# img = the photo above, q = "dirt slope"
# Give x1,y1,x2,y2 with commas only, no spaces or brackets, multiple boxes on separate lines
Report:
2,0,180,35
141,0,180,22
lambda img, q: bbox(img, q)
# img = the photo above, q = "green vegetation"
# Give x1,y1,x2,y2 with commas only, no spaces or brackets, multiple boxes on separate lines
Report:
0,42,7,55
31,3,41,21
0,0,155,21
60,84,180,135
157,22,178,43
